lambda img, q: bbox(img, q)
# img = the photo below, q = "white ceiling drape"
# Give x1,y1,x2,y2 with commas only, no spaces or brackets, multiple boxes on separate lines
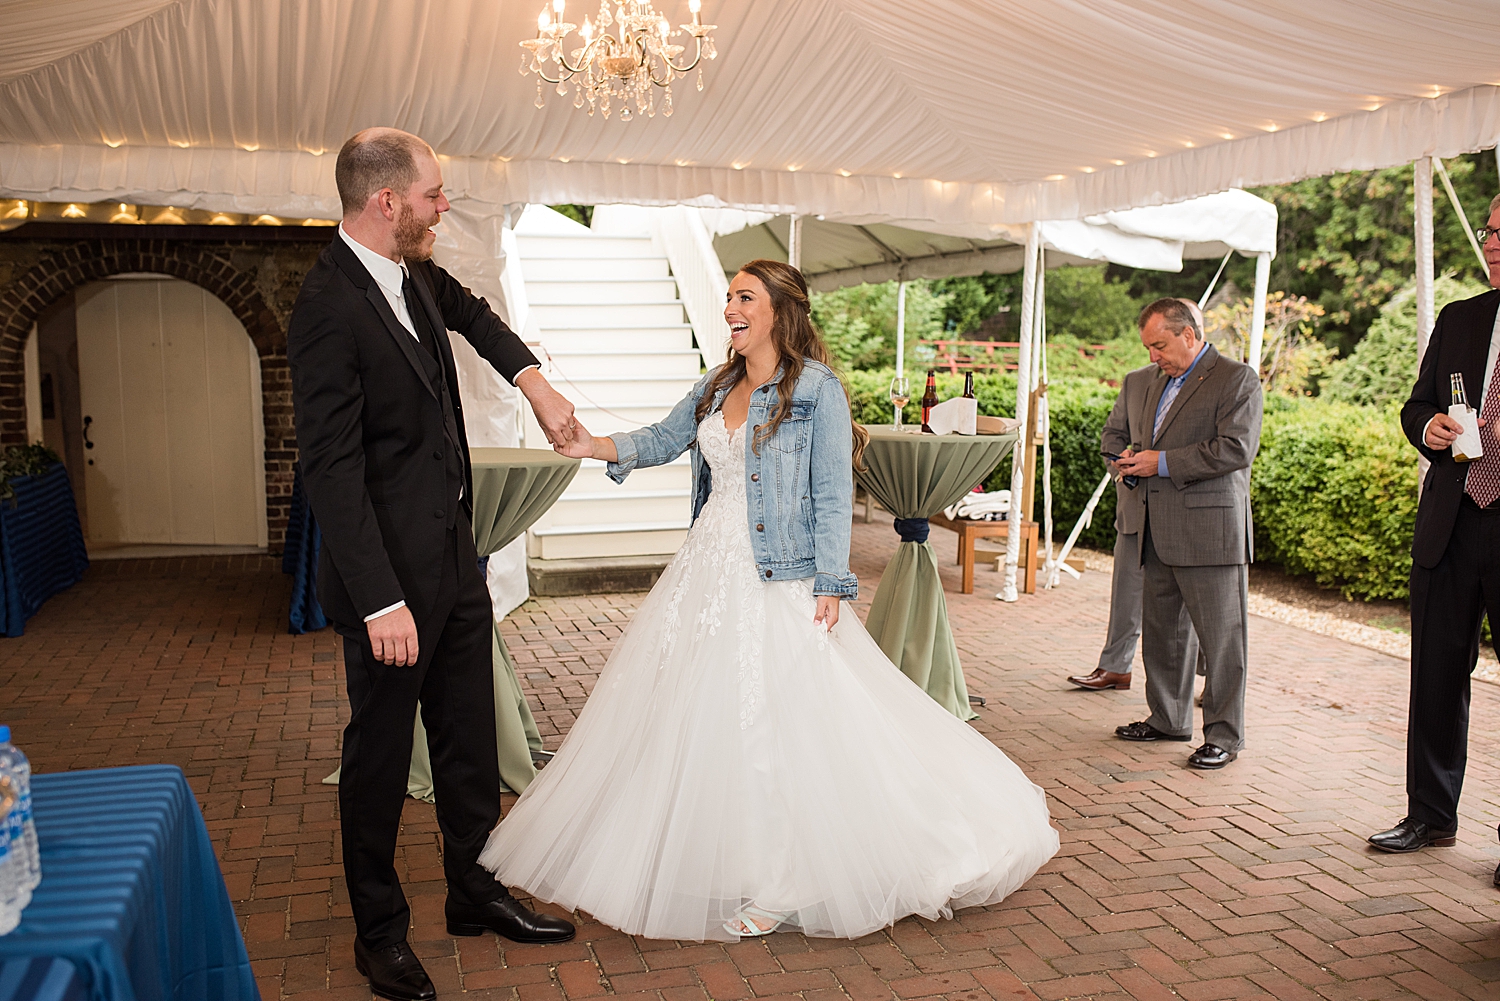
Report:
0,0,1496,224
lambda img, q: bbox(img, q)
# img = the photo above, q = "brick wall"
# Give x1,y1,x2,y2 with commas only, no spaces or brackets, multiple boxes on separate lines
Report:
0,223,335,552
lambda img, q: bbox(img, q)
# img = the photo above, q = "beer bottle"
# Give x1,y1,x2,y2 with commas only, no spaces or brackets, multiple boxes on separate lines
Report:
920,370,939,433
962,371,975,399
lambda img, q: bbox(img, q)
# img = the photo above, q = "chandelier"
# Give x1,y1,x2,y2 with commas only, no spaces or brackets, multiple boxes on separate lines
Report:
520,0,717,121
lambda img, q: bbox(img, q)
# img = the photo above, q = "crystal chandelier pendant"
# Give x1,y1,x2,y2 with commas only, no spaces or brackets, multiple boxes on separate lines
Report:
520,0,718,120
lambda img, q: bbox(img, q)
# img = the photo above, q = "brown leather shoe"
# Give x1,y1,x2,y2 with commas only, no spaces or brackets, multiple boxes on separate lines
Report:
1067,668,1131,691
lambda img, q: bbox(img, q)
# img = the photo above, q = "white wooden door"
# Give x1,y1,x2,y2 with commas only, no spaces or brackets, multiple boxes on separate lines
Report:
74,277,266,546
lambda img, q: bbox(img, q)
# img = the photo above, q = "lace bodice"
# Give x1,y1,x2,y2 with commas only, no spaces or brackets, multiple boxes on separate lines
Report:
695,410,748,524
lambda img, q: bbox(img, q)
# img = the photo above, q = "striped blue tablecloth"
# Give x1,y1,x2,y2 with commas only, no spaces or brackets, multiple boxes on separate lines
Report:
0,765,259,1001
0,957,85,1001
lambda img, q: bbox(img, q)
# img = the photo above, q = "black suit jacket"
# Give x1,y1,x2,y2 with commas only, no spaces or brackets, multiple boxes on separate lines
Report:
288,236,539,627
1402,288,1500,569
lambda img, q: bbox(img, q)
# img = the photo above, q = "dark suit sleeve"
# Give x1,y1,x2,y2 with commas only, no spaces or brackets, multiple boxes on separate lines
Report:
1162,364,1263,487
288,299,405,618
420,260,540,384
1402,306,1450,463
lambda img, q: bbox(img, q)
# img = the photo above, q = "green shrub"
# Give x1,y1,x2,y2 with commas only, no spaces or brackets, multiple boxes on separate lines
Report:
1251,401,1416,600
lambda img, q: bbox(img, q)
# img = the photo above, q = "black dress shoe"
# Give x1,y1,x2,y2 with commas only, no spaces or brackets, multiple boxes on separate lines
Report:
1187,742,1238,769
353,938,435,1001
447,894,576,943
1115,720,1192,742
1367,817,1457,853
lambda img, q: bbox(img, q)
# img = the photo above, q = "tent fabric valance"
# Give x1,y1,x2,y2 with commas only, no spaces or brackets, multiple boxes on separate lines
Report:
0,1,1497,226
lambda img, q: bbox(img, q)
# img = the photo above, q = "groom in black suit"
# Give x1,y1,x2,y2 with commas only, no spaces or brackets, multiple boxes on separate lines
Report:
289,128,575,1001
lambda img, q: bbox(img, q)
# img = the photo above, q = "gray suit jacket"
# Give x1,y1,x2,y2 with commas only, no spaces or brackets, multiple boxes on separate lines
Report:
1101,344,1263,567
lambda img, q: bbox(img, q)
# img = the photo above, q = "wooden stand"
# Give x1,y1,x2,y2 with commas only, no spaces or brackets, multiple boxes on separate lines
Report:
927,512,1038,595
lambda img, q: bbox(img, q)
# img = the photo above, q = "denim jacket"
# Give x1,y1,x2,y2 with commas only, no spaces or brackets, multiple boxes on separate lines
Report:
606,359,859,599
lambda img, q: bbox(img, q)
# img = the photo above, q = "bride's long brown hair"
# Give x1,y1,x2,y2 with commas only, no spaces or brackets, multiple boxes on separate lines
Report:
694,259,869,470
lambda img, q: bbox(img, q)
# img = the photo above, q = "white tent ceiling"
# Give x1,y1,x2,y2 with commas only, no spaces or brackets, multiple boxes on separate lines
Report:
0,1,1496,225
712,189,1279,290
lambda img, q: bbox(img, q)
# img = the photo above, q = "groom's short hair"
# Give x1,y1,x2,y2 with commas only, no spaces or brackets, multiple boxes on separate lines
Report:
335,129,434,215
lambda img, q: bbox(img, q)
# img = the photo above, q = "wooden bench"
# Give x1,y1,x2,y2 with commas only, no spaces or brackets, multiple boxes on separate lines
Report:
927,512,1038,595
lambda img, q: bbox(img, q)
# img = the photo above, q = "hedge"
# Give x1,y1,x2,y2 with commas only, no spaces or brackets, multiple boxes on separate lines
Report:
843,369,1420,600
1251,401,1416,600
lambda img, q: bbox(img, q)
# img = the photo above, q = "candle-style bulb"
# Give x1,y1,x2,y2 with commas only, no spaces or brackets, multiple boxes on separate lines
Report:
581,14,593,38
538,8,551,29
553,0,565,12
688,0,700,12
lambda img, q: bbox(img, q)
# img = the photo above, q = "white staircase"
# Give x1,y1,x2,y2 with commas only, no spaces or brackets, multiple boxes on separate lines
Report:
514,205,704,561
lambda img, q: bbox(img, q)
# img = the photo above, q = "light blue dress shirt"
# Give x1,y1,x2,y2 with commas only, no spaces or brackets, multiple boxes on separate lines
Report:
1153,344,1207,479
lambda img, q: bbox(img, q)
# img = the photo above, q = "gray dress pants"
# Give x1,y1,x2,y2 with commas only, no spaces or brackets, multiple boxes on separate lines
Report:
1097,531,1204,677
1140,528,1248,751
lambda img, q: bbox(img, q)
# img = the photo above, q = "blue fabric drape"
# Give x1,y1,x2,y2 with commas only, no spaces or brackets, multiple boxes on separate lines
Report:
0,957,86,1001
892,516,931,544
283,466,326,634
0,463,88,637
0,765,260,1001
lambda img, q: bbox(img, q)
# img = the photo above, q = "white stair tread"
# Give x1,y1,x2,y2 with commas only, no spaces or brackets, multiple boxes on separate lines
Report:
532,519,693,537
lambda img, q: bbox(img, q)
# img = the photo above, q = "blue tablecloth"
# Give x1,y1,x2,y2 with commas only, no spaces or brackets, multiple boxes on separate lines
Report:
282,466,326,635
0,765,259,1001
0,957,85,1001
0,464,88,637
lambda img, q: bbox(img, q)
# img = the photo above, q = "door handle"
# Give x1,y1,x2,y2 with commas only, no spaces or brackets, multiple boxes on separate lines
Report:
83,415,94,465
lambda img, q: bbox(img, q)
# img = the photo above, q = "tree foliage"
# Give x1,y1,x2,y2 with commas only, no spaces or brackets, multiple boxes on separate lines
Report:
1204,292,1331,396
1321,273,1492,407
809,280,950,371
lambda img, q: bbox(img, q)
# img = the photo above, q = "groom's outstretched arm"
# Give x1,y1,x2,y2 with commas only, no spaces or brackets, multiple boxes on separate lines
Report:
416,259,577,443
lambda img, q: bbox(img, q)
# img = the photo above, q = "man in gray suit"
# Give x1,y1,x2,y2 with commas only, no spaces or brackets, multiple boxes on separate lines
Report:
1070,300,1206,694
1103,298,1262,769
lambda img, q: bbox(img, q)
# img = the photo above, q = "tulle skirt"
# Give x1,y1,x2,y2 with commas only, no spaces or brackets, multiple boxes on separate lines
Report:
480,535,1058,941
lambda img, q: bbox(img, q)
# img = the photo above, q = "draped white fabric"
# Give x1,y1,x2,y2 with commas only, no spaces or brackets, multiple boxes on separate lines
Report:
0,0,1496,223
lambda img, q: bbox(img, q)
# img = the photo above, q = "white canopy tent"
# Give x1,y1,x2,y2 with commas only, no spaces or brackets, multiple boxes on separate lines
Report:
0,0,1494,602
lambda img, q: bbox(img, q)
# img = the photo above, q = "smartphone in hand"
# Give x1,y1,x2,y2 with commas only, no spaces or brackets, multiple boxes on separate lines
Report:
1100,451,1139,489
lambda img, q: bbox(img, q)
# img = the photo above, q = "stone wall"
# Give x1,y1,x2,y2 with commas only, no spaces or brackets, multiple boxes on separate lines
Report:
0,222,335,552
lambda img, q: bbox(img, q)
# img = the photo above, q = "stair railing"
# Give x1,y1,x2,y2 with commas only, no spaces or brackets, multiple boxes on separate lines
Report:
653,206,728,369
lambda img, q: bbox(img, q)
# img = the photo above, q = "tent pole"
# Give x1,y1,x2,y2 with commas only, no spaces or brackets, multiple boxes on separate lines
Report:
1415,158,1436,364
788,214,802,270
999,225,1040,602
1416,156,1436,499
895,280,907,379
1247,252,1270,376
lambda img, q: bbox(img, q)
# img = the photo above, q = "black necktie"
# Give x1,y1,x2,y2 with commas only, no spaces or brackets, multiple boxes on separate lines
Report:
401,271,438,359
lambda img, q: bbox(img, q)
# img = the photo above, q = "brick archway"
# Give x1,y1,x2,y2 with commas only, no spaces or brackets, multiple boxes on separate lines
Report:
0,230,330,551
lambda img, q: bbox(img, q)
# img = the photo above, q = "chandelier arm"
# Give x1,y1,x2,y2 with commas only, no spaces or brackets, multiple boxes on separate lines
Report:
663,35,704,75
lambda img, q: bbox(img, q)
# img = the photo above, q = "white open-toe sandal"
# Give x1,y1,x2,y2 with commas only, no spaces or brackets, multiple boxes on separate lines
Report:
724,905,791,938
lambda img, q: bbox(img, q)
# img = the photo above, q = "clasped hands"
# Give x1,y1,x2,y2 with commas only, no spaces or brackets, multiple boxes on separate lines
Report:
1112,448,1161,478
1425,412,1487,449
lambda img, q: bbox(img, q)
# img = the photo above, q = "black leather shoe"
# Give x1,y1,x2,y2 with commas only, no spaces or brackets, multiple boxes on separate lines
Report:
353,938,435,1001
1115,720,1191,742
446,894,576,943
1367,817,1457,853
1187,743,1237,769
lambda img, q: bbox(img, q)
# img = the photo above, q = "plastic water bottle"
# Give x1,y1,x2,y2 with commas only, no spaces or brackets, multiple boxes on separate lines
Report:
0,729,38,899
0,774,16,935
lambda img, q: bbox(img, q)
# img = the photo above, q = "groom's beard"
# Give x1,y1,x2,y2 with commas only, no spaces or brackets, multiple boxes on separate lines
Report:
394,199,436,262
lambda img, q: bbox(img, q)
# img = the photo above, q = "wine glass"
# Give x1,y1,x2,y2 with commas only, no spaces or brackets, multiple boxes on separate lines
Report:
889,375,911,430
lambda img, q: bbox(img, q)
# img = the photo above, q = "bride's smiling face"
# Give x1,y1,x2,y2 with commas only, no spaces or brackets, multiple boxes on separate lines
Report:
724,271,776,359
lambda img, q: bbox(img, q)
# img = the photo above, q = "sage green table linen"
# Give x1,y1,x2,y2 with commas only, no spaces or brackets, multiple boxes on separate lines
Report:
325,448,580,801
854,427,1018,720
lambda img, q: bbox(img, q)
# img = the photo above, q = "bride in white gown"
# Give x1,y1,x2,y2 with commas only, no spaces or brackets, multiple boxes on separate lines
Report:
480,260,1057,941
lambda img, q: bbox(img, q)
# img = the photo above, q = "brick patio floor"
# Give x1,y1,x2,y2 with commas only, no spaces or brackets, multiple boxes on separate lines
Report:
6,521,1500,1001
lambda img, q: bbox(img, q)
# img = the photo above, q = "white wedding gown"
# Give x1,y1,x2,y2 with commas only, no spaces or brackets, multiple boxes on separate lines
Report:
480,411,1058,941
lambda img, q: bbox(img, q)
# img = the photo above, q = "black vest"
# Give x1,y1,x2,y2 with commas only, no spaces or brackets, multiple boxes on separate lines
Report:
407,287,467,529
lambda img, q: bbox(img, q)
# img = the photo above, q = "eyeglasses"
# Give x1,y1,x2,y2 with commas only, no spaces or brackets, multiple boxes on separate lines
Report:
1478,226,1500,244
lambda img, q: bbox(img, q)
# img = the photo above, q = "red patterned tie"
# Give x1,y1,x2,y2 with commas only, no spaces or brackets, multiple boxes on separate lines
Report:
1466,357,1500,507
